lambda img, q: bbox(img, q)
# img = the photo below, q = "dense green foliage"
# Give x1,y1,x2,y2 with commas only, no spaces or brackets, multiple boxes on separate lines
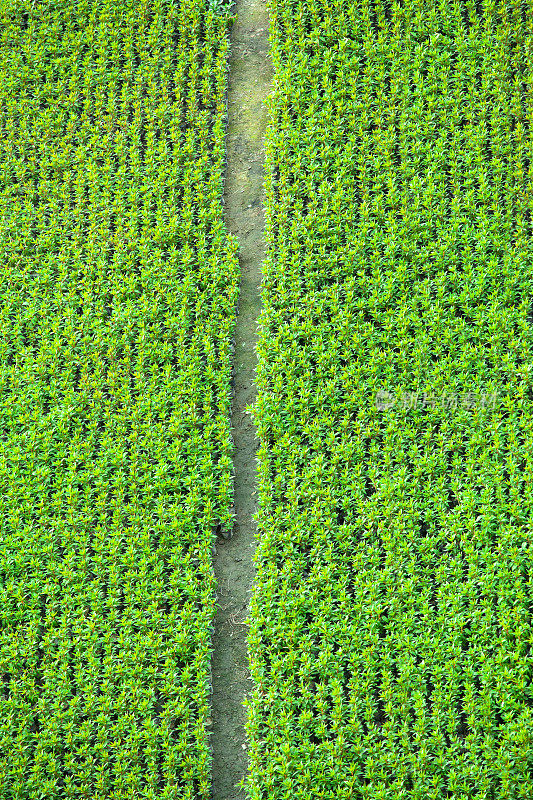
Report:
0,0,237,796
245,0,533,797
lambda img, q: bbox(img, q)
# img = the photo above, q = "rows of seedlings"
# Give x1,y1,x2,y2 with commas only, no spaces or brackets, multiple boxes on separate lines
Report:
0,0,238,796
245,0,533,797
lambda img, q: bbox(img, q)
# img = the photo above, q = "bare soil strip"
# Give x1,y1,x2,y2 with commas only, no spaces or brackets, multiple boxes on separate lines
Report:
210,1,272,797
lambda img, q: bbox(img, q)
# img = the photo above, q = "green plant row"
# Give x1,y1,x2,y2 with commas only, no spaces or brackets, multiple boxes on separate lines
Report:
244,0,533,797
0,0,237,797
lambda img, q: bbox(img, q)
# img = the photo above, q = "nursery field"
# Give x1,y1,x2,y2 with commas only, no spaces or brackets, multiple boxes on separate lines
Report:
0,0,237,797
245,0,533,798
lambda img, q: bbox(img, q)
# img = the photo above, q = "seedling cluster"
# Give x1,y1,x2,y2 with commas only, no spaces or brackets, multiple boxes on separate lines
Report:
0,0,237,796
244,0,533,797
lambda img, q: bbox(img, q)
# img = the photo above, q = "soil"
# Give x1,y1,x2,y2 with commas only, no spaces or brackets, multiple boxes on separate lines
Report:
209,0,272,798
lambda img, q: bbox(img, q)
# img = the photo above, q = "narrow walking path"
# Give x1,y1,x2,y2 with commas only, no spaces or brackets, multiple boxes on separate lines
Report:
210,0,272,797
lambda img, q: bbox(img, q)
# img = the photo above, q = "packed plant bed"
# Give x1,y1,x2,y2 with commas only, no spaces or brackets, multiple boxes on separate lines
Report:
244,0,533,798
0,0,237,796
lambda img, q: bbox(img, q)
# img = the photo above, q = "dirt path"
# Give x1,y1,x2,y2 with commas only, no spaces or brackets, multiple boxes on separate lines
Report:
210,0,272,797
